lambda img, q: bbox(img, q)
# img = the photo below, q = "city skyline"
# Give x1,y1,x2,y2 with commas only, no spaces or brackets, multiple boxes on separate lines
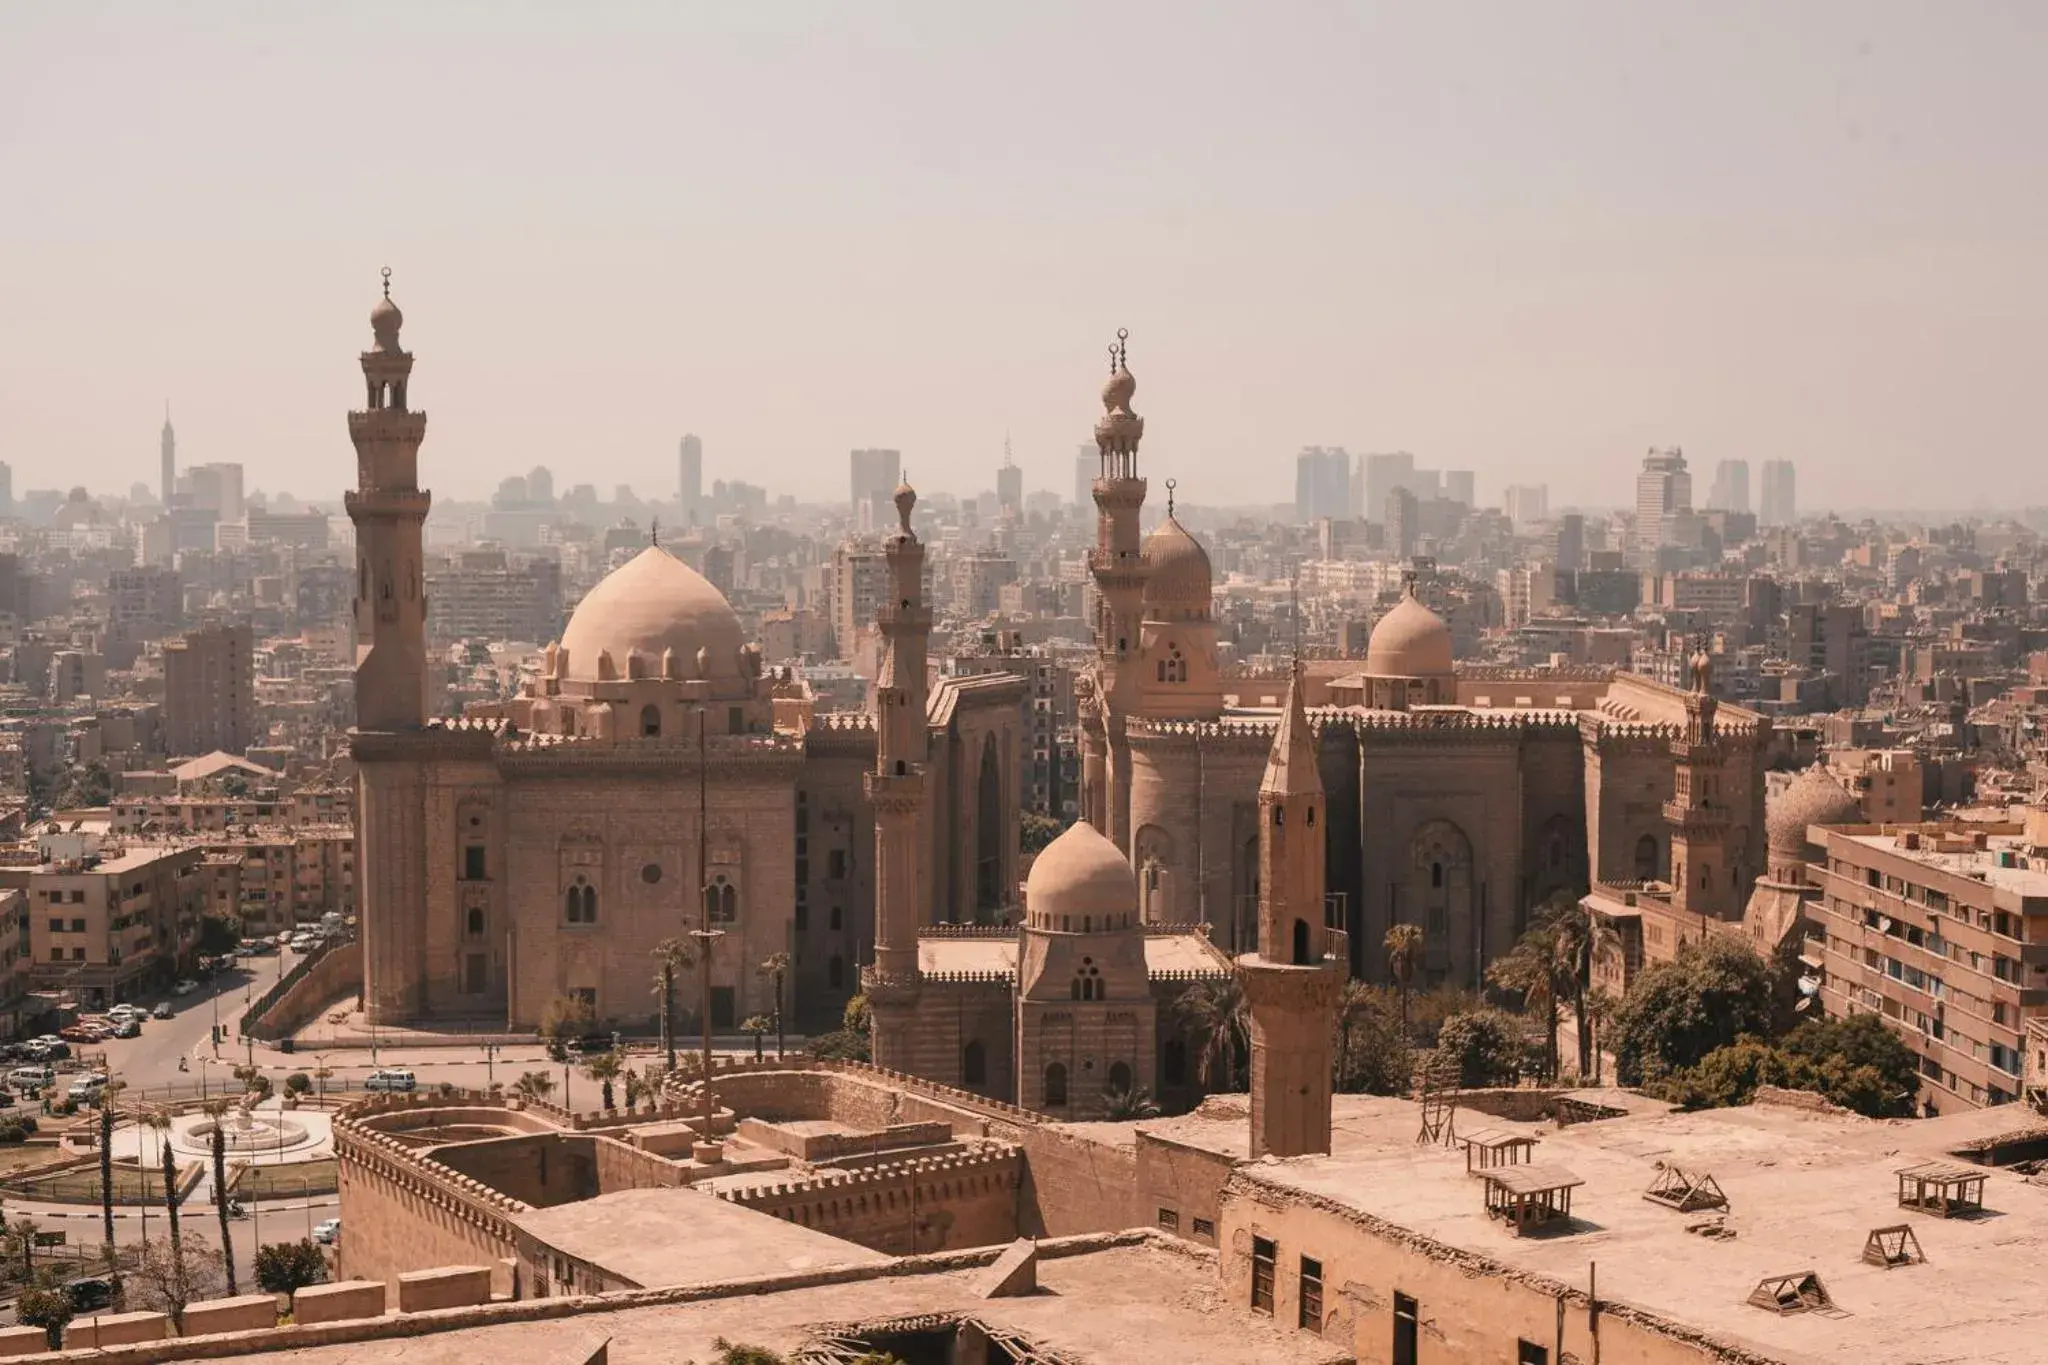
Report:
2,4,2042,510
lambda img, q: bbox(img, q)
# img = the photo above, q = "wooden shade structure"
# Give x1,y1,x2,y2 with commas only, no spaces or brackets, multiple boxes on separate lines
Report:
1644,1165,1729,1214
1482,1164,1582,1235
1747,1271,1832,1315
1862,1224,1926,1269
1458,1128,1538,1176
1895,1162,1988,1219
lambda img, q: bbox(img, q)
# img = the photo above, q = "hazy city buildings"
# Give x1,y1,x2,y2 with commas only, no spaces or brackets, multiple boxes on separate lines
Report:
1707,457,1751,513
163,622,256,756
1760,457,1799,526
1633,445,1692,565
159,407,175,506
849,447,902,531
678,433,702,521
1292,446,1350,522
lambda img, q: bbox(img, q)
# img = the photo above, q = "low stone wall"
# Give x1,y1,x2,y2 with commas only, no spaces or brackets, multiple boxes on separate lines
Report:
428,1131,684,1209
242,940,361,1043
736,1117,952,1162
292,1280,385,1326
713,1143,1022,1255
396,1265,493,1313
182,1295,280,1336
65,1310,169,1348
0,1324,46,1358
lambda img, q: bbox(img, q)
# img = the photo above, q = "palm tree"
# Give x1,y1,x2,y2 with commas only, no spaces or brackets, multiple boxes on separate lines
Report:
622,1067,652,1110
583,1050,623,1110
96,1076,125,1259
1101,1086,1161,1121
651,937,694,1074
1334,979,1379,1092
1173,978,1248,1091
1544,893,1620,1079
740,1015,771,1062
1384,923,1425,1043
512,1071,554,1104
1583,986,1620,1085
1486,923,1563,1080
139,1106,183,1252
200,1099,237,1294
758,953,791,1058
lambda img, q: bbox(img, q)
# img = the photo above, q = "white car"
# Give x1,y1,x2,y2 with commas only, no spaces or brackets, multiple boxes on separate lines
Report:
312,1218,341,1246
363,1069,416,1093
67,1075,107,1101
171,979,199,996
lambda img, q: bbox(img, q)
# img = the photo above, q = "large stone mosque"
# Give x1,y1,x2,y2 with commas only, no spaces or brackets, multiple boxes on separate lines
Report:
347,279,1774,1121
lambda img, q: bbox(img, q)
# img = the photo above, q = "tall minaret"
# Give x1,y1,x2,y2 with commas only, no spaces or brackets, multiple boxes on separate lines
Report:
1088,330,1150,854
864,478,930,1070
345,268,431,732
1239,665,1342,1158
159,405,176,506
1667,642,1735,917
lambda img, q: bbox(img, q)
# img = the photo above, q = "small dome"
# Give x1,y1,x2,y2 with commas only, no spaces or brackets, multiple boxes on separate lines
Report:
1142,516,1212,614
892,480,917,534
1102,364,1136,413
559,546,746,684
1767,765,1862,854
1025,820,1137,923
1365,592,1454,679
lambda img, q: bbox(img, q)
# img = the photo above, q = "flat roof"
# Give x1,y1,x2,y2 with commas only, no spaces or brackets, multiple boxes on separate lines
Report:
510,1185,887,1289
1835,830,2048,898
1237,1095,2048,1365
241,1241,1348,1365
918,931,1232,979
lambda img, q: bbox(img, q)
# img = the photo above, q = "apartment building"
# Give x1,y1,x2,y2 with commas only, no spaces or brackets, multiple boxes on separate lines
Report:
10,843,207,1008
202,826,355,934
0,889,31,1039
163,623,256,756
1810,817,2048,1111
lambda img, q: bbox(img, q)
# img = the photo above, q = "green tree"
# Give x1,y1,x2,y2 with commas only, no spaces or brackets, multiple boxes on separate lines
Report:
201,1098,238,1294
583,1049,623,1110
16,1286,72,1349
1433,1009,1524,1089
1779,1013,1919,1109
97,1077,123,1260
254,1239,328,1295
1486,920,1564,1080
650,938,694,1072
758,952,791,1058
1383,923,1425,1043
513,1070,555,1103
1333,983,1413,1096
1541,893,1619,1078
1609,937,1778,1085
1019,812,1067,856
1173,978,1248,1091
195,914,241,955
539,993,596,1063
284,1072,311,1098
1653,1036,1794,1110
133,1239,222,1333
740,1015,772,1062
1101,1086,1161,1121
807,992,874,1063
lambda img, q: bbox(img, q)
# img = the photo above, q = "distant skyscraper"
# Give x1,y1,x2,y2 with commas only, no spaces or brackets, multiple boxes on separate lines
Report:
1294,447,1351,522
1442,470,1475,507
1385,487,1419,560
1074,444,1096,509
1363,452,1415,524
1503,484,1548,528
526,465,554,504
1760,459,1798,527
160,406,176,506
678,434,702,520
996,441,1023,517
1707,459,1751,514
187,462,245,521
1633,447,1691,563
0,462,12,519
1553,512,1585,572
850,448,902,530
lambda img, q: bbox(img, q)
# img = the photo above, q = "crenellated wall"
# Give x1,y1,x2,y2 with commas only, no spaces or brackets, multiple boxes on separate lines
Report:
713,1143,1022,1255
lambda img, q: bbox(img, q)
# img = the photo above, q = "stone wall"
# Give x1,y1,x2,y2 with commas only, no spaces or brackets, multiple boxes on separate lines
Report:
428,1131,683,1208
714,1143,1022,1255
1134,1130,1235,1246
243,940,362,1042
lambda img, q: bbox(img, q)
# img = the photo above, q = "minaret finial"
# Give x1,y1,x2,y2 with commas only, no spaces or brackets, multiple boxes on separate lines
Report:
1165,478,1176,518
1116,327,1129,369
1107,342,1119,375
381,265,392,299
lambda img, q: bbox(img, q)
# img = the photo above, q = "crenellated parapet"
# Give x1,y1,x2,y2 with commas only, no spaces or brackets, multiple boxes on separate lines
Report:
1457,663,1615,683
714,1141,1021,1211
334,1096,536,1246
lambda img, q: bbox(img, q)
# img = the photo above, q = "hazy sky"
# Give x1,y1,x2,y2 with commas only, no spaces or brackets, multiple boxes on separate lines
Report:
3,2,2043,511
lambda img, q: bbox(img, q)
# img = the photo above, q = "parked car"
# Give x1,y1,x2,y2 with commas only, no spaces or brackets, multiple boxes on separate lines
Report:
171,979,199,996
110,1019,140,1039
26,1039,71,1062
363,1069,416,1093
8,1066,53,1090
67,1074,106,1102
57,1025,97,1043
312,1218,341,1246
151,1002,174,1020
64,1276,119,1313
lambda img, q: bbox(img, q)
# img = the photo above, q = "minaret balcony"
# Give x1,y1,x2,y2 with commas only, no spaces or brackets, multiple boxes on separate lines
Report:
346,410,429,439
1662,799,1731,828
344,488,432,519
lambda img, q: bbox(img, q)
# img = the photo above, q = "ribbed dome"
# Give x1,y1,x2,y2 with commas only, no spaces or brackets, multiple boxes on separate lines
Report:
1025,820,1137,922
559,546,745,683
1767,765,1862,853
1142,516,1212,614
1365,593,1454,679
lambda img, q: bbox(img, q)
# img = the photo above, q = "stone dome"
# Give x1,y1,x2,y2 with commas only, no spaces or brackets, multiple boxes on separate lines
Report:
558,545,746,683
1025,820,1137,923
1365,591,1454,679
1142,516,1212,614
1767,765,1862,854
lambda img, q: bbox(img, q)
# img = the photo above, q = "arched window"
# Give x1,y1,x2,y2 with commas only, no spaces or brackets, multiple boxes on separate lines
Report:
466,907,484,937
582,883,597,922
1156,660,1166,682
1305,806,1316,828
963,1040,987,1086
565,876,596,924
1431,861,1444,889
1107,1060,1133,1096
1043,1062,1068,1108
720,883,737,922
640,704,661,737
1292,918,1312,966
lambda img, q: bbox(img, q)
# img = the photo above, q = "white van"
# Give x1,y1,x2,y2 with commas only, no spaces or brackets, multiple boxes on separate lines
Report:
364,1069,417,1093
7,1066,51,1089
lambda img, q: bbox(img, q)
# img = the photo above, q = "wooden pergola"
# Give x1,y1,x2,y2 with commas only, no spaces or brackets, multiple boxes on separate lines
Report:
1482,1163,1583,1236
1895,1161,1989,1219
1458,1128,1539,1176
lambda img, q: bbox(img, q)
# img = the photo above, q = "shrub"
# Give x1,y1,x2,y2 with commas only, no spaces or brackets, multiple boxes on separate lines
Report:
1609,937,1777,1085
254,1239,329,1295
1432,1009,1524,1088
283,1073,311,1096
16,1287,72,1347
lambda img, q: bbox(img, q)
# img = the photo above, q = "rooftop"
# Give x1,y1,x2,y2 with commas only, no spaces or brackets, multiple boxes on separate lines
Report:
1833,827,2048,899
510,1184,886,1289
1236,1093,2048,1365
